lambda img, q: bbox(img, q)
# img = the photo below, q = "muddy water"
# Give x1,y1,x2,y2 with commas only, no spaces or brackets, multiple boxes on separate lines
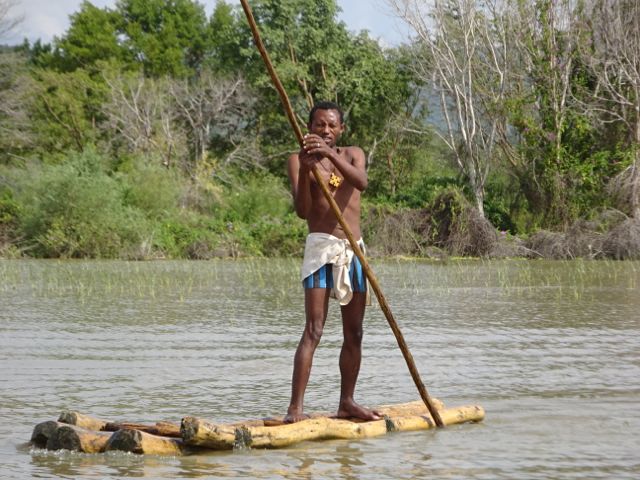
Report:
1,259,639,479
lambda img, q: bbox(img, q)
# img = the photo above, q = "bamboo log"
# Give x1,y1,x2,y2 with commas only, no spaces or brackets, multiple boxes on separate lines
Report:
58,411,109,431
102,421,181,438
104,429,184,456
238,0,444,427
182,404,484,450
45,424,112,453
261,399,446,426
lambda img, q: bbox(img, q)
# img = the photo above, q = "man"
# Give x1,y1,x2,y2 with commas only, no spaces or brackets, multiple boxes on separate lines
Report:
284,101,381,423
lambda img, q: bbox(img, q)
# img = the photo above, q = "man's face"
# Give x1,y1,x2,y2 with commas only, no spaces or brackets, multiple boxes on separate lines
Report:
308,109,344,148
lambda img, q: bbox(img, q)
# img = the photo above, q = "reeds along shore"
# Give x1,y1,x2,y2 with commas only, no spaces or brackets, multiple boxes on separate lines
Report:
30,400,485,455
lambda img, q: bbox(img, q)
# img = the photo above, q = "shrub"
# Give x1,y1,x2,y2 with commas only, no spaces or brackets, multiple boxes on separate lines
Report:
429,190,498,257
0,190,20,254
119,160,184,219
223,173,291,223
12,149,151,258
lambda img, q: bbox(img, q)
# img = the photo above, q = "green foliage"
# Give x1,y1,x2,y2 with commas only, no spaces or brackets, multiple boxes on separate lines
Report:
117,0,208,77
223,173,290,222
219,172,307,256
11,149,150,258
52,1,125,71
205,0,417,170
0,190,19,225
28,68,107,154
37,0,208,77
153,211,220,259
118,160,184,219
0,189,20,250
0,0,638,259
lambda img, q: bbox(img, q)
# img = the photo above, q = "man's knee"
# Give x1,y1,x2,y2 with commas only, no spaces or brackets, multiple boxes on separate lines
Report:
303,323,323,345
344,326,363,346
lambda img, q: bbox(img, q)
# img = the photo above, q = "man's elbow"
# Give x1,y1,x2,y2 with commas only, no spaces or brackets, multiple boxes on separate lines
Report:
295,205,309,219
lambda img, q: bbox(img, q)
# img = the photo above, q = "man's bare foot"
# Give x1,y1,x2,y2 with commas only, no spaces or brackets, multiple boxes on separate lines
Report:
283,408,310,424
336,399,382,421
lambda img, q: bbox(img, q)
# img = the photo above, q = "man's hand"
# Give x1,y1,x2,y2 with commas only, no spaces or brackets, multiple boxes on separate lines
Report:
302,133,333,162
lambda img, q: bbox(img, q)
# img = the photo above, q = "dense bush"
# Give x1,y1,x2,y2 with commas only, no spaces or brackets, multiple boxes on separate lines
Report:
7,150,151,257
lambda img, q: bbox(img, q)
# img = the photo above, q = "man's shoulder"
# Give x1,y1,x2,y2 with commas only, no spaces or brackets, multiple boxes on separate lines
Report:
342,145,365,158
342,145,364,153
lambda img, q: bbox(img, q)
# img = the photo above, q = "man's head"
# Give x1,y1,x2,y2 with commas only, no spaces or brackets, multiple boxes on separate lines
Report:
308,101,344,125
308,101,345,148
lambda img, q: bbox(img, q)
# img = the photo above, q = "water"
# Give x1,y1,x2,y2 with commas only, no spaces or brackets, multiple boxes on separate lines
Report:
1,258,639,479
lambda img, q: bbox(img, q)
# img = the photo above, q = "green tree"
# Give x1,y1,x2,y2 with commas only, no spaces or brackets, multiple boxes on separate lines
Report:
207,0,417,176
53,1,125,72
117,0,208,77
29,68,106,154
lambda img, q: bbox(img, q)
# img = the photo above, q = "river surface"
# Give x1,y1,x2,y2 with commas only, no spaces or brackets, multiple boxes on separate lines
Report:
1,258,639,479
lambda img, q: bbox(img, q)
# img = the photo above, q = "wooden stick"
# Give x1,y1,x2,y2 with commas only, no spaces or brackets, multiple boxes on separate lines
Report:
239,0,444,427
102,421,181,438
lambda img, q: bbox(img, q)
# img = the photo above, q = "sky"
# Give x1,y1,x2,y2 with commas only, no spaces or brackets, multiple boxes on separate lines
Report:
3,0,411,47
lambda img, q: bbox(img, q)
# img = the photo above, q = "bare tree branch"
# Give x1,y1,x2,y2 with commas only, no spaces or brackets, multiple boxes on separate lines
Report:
0,0,22,41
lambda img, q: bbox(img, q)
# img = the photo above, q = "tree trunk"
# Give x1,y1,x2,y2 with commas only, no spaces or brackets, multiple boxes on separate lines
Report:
58,410,109,431
105,428,185,455
46,424,112,453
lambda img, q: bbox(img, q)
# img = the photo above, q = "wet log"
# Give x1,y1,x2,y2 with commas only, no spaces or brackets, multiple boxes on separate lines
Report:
102,421,181,438
31,421,63,448
58,411,109,431
182,404,484,450
45,424,112,453
104,428,184,456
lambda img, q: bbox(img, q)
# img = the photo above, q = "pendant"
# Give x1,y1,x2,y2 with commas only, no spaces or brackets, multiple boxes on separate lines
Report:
329,172,343,189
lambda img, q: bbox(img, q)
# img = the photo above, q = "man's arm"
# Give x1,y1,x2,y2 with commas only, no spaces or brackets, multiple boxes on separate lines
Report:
287,151,313,219
335,146,367,191
303,134,367,191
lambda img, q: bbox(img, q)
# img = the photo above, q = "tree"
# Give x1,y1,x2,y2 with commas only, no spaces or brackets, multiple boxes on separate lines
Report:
169,72,251,167
207,0,417,175
42,0,208,77
116,0,208,77
578,0,640,218
29,68,105,153
53,1,126,72
100,71,183,164
498,0,587,227
0,51,35,159
388,0,509,216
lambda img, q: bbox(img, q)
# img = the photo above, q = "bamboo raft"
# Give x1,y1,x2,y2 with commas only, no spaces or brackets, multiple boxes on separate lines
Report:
29,399,484,455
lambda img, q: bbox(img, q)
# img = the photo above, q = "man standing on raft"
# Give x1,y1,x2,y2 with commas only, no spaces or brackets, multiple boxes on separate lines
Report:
285,101,382,423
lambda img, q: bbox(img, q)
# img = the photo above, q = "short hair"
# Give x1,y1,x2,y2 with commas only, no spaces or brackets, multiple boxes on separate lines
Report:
308,101,344,125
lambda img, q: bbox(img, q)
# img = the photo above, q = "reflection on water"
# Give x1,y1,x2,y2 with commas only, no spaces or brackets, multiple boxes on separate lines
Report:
1,259,639,479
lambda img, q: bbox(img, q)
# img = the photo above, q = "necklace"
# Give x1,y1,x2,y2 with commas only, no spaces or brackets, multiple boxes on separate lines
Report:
328,172,342,189
318,150,343,190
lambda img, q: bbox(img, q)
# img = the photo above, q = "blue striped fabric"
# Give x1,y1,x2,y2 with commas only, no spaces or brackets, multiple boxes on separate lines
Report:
303,254,367,292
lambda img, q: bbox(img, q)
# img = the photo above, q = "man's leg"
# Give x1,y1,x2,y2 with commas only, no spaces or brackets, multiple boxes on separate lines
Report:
284,287,331,423
337,292,381,420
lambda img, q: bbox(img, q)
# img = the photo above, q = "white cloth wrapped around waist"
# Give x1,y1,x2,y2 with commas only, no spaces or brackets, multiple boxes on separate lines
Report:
300,232,370,306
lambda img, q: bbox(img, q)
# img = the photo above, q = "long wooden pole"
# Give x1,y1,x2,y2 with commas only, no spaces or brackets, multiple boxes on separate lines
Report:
239,0,444,428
